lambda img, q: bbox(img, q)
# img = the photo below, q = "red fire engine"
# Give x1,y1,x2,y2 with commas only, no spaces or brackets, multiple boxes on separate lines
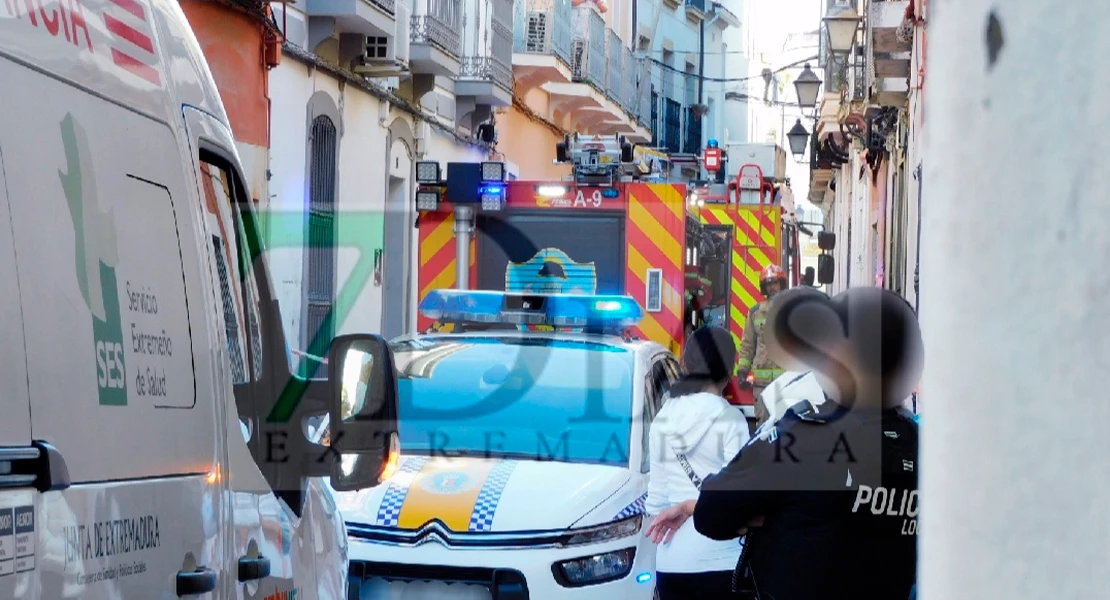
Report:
411,134,801,415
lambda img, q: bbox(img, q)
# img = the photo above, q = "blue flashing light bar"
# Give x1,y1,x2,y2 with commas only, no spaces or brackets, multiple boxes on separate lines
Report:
418,290,644,332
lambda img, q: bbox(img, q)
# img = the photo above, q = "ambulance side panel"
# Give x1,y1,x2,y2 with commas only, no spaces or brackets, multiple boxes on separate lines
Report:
0,52,225,598
0,146,30,448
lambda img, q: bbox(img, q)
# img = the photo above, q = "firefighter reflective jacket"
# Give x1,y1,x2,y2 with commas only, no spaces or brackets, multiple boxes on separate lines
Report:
737,300,784,385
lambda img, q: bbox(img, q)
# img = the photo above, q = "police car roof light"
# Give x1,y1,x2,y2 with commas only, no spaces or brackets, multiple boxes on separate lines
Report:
418,290,644,331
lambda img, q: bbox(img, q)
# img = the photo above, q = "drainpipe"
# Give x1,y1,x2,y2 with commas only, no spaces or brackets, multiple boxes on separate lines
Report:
454,205,475,289
631,0,636,50
701,10,722,106
697,17,706,103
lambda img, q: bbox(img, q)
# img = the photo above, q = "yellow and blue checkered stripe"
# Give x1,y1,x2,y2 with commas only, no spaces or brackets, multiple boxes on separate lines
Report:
375,456,430,527
613,492,648,520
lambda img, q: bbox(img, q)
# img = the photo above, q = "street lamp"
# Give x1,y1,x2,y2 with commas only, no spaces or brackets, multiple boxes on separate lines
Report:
787,119,810,161
823,9,861,53
793,63,823,111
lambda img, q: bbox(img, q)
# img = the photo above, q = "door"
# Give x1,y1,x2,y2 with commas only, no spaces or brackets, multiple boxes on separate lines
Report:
1,56,223,597
183,107,325,599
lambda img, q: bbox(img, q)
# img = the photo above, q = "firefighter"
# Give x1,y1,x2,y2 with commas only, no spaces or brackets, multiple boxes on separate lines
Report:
738,264,789,426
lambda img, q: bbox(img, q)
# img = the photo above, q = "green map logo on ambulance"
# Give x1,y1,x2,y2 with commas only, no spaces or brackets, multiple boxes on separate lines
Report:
59,113,127,406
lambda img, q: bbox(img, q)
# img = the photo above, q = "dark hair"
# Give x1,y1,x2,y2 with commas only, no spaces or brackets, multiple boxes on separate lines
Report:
669,326,737,398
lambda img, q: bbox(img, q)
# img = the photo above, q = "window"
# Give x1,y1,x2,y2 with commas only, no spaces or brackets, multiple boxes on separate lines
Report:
641,358,675,472
304,114,338,379
199,155,266,410
391,336,636,467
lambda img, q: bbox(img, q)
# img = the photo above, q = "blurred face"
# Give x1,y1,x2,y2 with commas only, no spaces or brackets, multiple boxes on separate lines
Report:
765,280,783,297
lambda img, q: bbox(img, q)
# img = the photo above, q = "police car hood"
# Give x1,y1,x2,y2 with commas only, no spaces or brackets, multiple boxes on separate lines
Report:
333,455,635,533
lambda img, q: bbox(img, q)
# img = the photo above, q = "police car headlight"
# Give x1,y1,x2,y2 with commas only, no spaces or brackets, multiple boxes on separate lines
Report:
563,514,642,546
553,548,636,586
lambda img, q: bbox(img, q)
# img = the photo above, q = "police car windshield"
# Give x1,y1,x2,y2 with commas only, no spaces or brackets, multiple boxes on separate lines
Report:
390,336,635,467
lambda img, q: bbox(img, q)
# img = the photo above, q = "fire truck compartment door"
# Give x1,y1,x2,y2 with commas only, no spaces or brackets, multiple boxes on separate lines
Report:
476,213,625,295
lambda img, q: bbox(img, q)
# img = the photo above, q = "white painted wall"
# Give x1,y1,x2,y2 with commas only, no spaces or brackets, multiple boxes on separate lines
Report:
268,47,489,351
268,61,390,352
904,12,927,311
921,2,1110,599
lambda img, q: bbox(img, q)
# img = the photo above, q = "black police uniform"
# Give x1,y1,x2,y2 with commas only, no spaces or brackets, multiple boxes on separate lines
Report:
692,399,919,600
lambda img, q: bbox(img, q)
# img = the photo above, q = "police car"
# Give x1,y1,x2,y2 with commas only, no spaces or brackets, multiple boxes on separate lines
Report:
334,290,679,599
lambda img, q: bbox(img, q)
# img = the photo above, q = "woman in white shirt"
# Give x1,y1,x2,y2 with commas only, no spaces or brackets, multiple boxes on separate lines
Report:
646,326,751,599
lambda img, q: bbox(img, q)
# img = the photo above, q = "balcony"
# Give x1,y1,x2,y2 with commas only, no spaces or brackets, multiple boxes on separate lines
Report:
458,56,513,104
409,0,462,77
868,0,911,107
684,0,706,20
521,3,648,141
512,0,575,89
304,0,396,39
455,0,513,127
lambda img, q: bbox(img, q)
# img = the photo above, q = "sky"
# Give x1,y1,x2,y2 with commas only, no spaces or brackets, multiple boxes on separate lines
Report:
749,0,824,214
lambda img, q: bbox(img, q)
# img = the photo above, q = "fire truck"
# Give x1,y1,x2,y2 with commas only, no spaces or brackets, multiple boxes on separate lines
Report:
411,133,802,413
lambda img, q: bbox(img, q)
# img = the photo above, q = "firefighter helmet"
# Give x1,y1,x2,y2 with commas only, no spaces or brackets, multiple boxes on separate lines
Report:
759,264,788,296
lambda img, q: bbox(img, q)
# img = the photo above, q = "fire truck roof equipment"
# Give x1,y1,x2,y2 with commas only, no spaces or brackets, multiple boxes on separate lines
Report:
555,133,637,187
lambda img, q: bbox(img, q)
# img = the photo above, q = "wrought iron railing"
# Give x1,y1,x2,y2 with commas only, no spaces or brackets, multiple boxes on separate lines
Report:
370,0,395,16
606,29,622,103
570,8,605,89
492,21,514,90
460,56,514,92
622,45,636,117
410,0,461,58
663,98,681,153
513,0,573,67
639,58,652,125
851,42,868,100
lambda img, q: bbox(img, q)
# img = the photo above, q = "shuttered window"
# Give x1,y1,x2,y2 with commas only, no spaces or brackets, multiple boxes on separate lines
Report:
303,115,338,379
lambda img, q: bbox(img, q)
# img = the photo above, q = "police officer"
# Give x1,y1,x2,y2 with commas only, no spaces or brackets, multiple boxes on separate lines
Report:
738,265,789,426
646,287,922,600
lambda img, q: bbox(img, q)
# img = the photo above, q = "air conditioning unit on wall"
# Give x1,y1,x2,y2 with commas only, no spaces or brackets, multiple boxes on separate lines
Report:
360,3,411,69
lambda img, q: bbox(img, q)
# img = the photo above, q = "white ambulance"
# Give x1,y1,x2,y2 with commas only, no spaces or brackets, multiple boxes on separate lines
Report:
0,0,399,598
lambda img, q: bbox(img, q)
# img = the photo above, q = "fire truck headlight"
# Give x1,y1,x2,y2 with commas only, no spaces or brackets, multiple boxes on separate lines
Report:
481,193,504,211
538,185,567,197
480,161,506,182
415,190,440,211
416,161,441,184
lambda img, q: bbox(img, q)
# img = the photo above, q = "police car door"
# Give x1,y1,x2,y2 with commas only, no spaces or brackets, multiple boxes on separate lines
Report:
0,142,35,600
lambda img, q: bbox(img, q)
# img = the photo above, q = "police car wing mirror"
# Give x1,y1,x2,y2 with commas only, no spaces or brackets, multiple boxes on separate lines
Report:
326,333,400,492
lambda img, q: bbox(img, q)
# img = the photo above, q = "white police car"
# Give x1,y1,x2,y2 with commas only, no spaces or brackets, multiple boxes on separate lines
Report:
334,290,679,599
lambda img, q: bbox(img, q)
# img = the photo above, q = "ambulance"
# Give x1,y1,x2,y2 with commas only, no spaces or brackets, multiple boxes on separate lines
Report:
0,0,399,598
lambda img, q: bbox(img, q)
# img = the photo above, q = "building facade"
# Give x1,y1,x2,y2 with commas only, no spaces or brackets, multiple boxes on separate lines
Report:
637,0,740,180
807,0,922,301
